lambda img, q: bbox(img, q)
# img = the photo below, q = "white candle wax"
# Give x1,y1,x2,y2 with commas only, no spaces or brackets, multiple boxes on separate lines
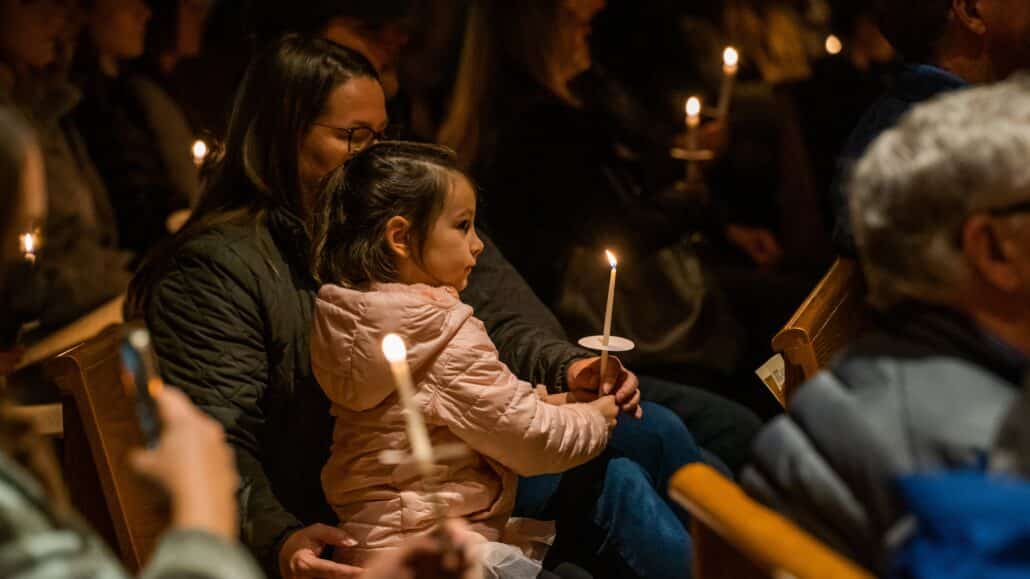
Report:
716,47,739,119
382,334,435,475
600,251,617,379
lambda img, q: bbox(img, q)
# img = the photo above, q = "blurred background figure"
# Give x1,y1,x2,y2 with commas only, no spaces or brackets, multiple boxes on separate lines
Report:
832,0,1030,255
439,0,805,416
72,0,199,260
256,0,416,136
0,0,131,336
0,104,261,579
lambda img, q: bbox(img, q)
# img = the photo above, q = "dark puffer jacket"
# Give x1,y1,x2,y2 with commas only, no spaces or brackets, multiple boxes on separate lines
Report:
142,206,591,576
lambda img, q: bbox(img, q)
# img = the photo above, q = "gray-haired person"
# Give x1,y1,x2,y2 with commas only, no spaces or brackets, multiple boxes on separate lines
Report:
742,76,1030,574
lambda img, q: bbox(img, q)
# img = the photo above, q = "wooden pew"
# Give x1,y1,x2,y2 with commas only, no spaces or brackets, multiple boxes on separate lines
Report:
670,464,874,579
769,259,867,405
8,402,63,436
17,295,125,372
47,323,167,572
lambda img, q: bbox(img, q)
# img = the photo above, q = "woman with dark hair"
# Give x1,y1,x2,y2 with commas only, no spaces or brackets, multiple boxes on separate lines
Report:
72,0,199,258
132,33,709,579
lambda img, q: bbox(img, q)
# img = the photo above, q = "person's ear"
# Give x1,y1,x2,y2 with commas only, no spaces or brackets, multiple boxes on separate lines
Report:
385,216,413,259
953,0,988,36
964,214,1021,292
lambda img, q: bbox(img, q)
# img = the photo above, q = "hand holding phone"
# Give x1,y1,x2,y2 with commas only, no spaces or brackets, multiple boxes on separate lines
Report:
119,327,163,447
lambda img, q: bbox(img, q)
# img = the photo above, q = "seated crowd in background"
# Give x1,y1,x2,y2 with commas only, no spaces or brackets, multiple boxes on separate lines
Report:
3,0,1030,578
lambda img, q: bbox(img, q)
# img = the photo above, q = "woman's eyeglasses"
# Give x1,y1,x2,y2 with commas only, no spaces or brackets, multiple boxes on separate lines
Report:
314,123,390,153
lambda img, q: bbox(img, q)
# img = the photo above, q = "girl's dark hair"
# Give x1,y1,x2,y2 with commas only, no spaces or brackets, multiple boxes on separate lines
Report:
129,34,379,312
311,141,461,286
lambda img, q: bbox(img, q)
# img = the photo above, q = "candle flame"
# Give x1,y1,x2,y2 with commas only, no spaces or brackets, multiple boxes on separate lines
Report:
382,333,407,363
825,35,843,55
605,250,617,269
19,232,35,255
723,46,739,68
191,139,209,161
686,97,701,117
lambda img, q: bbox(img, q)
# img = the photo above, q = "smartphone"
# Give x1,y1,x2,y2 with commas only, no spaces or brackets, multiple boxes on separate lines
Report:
119,327,163,448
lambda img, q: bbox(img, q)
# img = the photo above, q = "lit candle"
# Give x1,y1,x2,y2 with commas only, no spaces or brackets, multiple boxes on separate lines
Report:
686,96,701,151
825,34,843,56
19,232,37,264
685,96,702,182
716,47,739,119
600,250,617,380
382,334,435,476
191,139,209,167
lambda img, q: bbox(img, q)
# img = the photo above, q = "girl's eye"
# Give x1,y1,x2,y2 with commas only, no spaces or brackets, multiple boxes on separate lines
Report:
457,220,471,231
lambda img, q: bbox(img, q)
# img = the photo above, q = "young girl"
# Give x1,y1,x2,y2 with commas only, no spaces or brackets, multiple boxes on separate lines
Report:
309,141,617,575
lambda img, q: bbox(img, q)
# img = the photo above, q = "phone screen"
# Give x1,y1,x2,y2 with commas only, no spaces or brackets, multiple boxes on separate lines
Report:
119,328,163,448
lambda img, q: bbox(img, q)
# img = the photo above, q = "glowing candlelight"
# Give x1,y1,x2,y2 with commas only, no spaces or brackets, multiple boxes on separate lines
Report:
685,97,702,182
600,250,617,380
382,334,434,474
716,47,739,119
686,97,701,151
19,232,37,264
191,139,208,167
825,35,843,55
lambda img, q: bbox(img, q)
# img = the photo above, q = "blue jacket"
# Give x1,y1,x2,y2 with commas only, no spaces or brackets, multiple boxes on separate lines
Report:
831,65,969,255
892,471,1030,579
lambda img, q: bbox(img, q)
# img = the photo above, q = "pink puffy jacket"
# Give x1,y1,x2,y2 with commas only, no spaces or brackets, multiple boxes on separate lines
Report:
311,282,610,564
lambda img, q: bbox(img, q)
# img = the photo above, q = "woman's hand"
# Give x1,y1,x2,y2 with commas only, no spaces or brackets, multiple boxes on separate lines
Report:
130,388,239,540
725,224,784,267
567,356,642,418
278,524,362,579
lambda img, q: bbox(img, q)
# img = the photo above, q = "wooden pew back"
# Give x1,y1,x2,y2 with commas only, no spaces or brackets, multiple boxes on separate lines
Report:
48,323,167,572
770,258,867,405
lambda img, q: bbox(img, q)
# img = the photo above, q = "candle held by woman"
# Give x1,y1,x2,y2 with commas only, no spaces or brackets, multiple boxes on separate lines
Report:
716,47,739,119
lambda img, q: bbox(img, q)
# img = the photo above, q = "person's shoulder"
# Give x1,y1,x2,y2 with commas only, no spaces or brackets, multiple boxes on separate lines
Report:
177,218,269,255
168,219,283,281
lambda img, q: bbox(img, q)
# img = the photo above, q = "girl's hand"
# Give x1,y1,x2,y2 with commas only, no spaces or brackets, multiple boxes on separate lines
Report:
589,396,619,429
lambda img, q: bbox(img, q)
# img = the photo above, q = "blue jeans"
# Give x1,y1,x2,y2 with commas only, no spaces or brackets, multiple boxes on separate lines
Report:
515,402,700,578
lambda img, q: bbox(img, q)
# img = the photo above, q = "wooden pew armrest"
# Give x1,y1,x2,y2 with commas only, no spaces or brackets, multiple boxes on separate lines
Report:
670,464,874,579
